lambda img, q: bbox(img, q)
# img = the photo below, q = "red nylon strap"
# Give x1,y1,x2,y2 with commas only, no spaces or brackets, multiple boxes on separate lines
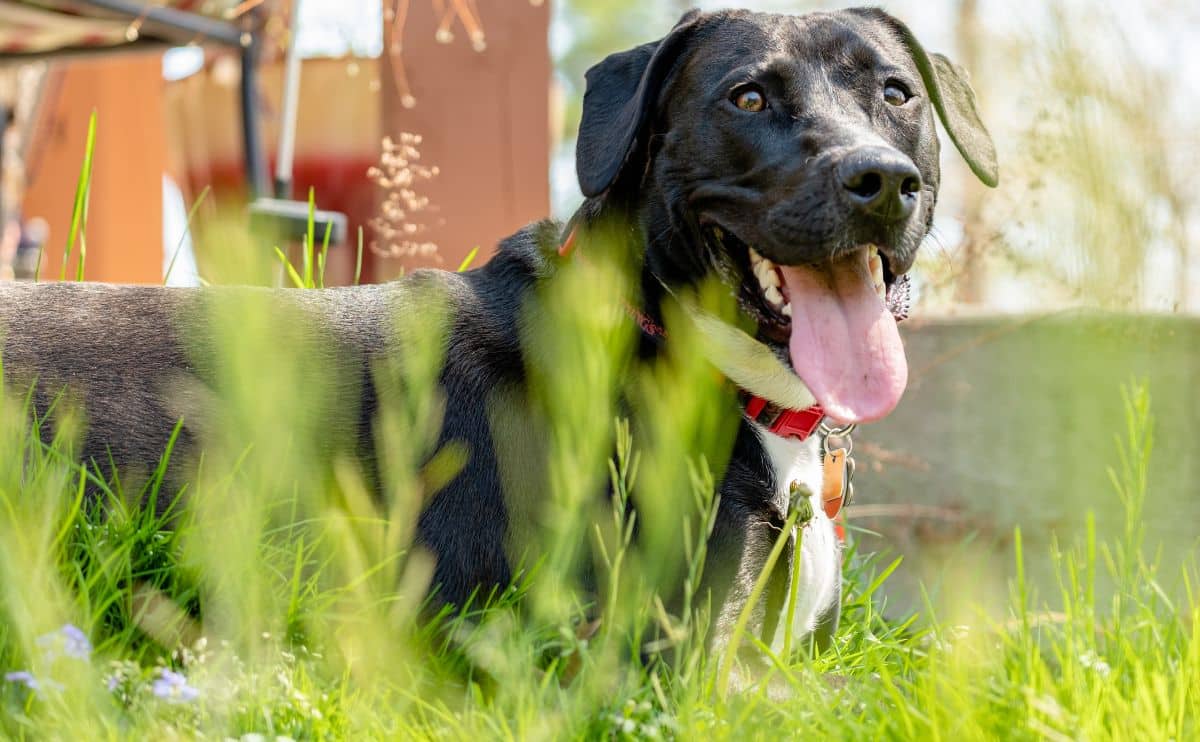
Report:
628,307,667,339
744,396,825,441
559,227,826,441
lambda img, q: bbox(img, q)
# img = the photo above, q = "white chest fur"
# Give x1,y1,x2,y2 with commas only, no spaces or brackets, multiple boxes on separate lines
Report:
752,424,843,653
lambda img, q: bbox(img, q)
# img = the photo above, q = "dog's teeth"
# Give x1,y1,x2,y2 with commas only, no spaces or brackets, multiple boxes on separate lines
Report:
747,247,787,312
756,263,780,288
868,245,884,295
781,302,792,317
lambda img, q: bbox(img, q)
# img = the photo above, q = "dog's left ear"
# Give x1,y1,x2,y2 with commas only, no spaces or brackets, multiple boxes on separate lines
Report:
576,10,704,198
867,11,999,188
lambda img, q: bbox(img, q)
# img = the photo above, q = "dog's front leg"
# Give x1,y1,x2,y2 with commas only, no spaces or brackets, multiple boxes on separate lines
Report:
702,476,843,697
702,488,794,692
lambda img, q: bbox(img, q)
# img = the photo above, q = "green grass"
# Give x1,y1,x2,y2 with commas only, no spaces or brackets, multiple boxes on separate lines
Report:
65,110,96,283
0,232,1196,740
38,110,96,283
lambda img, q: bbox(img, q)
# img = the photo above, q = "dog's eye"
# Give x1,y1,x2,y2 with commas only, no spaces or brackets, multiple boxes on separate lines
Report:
883,81,911,106
732,87,767,113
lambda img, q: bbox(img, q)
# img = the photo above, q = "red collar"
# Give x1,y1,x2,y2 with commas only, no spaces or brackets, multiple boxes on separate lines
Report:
628,303,824,440
743,396,825,441
632,305,824,439
561,227,828,441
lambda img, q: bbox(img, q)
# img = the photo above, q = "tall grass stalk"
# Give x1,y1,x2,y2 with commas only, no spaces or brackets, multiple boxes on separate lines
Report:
56,110,96,283
163,185,212,286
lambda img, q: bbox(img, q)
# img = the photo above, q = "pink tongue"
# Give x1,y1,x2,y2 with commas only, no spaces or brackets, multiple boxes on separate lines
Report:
779,254,908,424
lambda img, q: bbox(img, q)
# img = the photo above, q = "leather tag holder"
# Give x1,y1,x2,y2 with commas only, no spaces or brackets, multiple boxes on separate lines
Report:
821,448,848,520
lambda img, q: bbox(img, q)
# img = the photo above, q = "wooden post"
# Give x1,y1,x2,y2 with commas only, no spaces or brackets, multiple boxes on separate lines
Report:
376,0,550,280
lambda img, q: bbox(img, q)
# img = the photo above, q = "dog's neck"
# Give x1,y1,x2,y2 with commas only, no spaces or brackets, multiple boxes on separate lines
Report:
567,196,821,420
571,191,702,334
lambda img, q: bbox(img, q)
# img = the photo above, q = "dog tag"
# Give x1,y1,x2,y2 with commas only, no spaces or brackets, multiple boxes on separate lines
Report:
820,423,856,522
821,447,850,520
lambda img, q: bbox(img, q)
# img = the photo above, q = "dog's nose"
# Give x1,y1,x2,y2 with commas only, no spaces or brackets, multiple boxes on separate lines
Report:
838,147,922,222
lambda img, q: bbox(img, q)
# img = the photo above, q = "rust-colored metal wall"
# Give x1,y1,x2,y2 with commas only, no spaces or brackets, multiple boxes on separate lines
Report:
166,0,551,283
23,0,550,285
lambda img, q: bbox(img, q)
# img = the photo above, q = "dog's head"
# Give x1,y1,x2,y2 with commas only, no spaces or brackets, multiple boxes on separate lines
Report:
575,8,997,424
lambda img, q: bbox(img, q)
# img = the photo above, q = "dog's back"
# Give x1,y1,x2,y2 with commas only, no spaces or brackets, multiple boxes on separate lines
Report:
0,223,548,517
0,281,393,499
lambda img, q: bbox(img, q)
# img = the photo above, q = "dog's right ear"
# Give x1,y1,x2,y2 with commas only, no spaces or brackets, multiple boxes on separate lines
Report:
887,16,999,187
851,8,999,188
576,11,703,198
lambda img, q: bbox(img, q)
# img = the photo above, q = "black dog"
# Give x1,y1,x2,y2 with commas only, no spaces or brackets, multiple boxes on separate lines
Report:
0,8,995,661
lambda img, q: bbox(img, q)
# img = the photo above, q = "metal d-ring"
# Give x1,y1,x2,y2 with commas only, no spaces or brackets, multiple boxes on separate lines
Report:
819,422,856,456
819,421,856,438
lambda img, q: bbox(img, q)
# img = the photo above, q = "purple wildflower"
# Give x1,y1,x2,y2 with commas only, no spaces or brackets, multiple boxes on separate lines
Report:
151,668,200,703
59,624,92,659
36,624,92,661
4,670,62,695
5,671,39,691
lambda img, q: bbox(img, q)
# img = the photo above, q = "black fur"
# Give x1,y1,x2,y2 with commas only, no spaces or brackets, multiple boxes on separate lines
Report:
0,8,995,660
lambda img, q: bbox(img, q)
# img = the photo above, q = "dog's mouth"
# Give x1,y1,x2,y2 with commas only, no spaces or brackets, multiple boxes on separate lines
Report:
706,226,911,425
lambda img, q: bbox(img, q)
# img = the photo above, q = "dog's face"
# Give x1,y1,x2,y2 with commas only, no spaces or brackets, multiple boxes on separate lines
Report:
576,8,997,425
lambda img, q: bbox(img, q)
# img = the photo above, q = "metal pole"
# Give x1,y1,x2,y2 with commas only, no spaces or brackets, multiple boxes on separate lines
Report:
274,1,304,200
240,34,269,199
77,0,244,46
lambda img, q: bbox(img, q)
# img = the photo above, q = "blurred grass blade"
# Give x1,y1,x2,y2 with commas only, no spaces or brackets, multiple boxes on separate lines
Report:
274,246,305,287
61,110,97,283
318,220,333,289
163,185,211,286
457,246,480,272
355,225,364,285
304,187,316,288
